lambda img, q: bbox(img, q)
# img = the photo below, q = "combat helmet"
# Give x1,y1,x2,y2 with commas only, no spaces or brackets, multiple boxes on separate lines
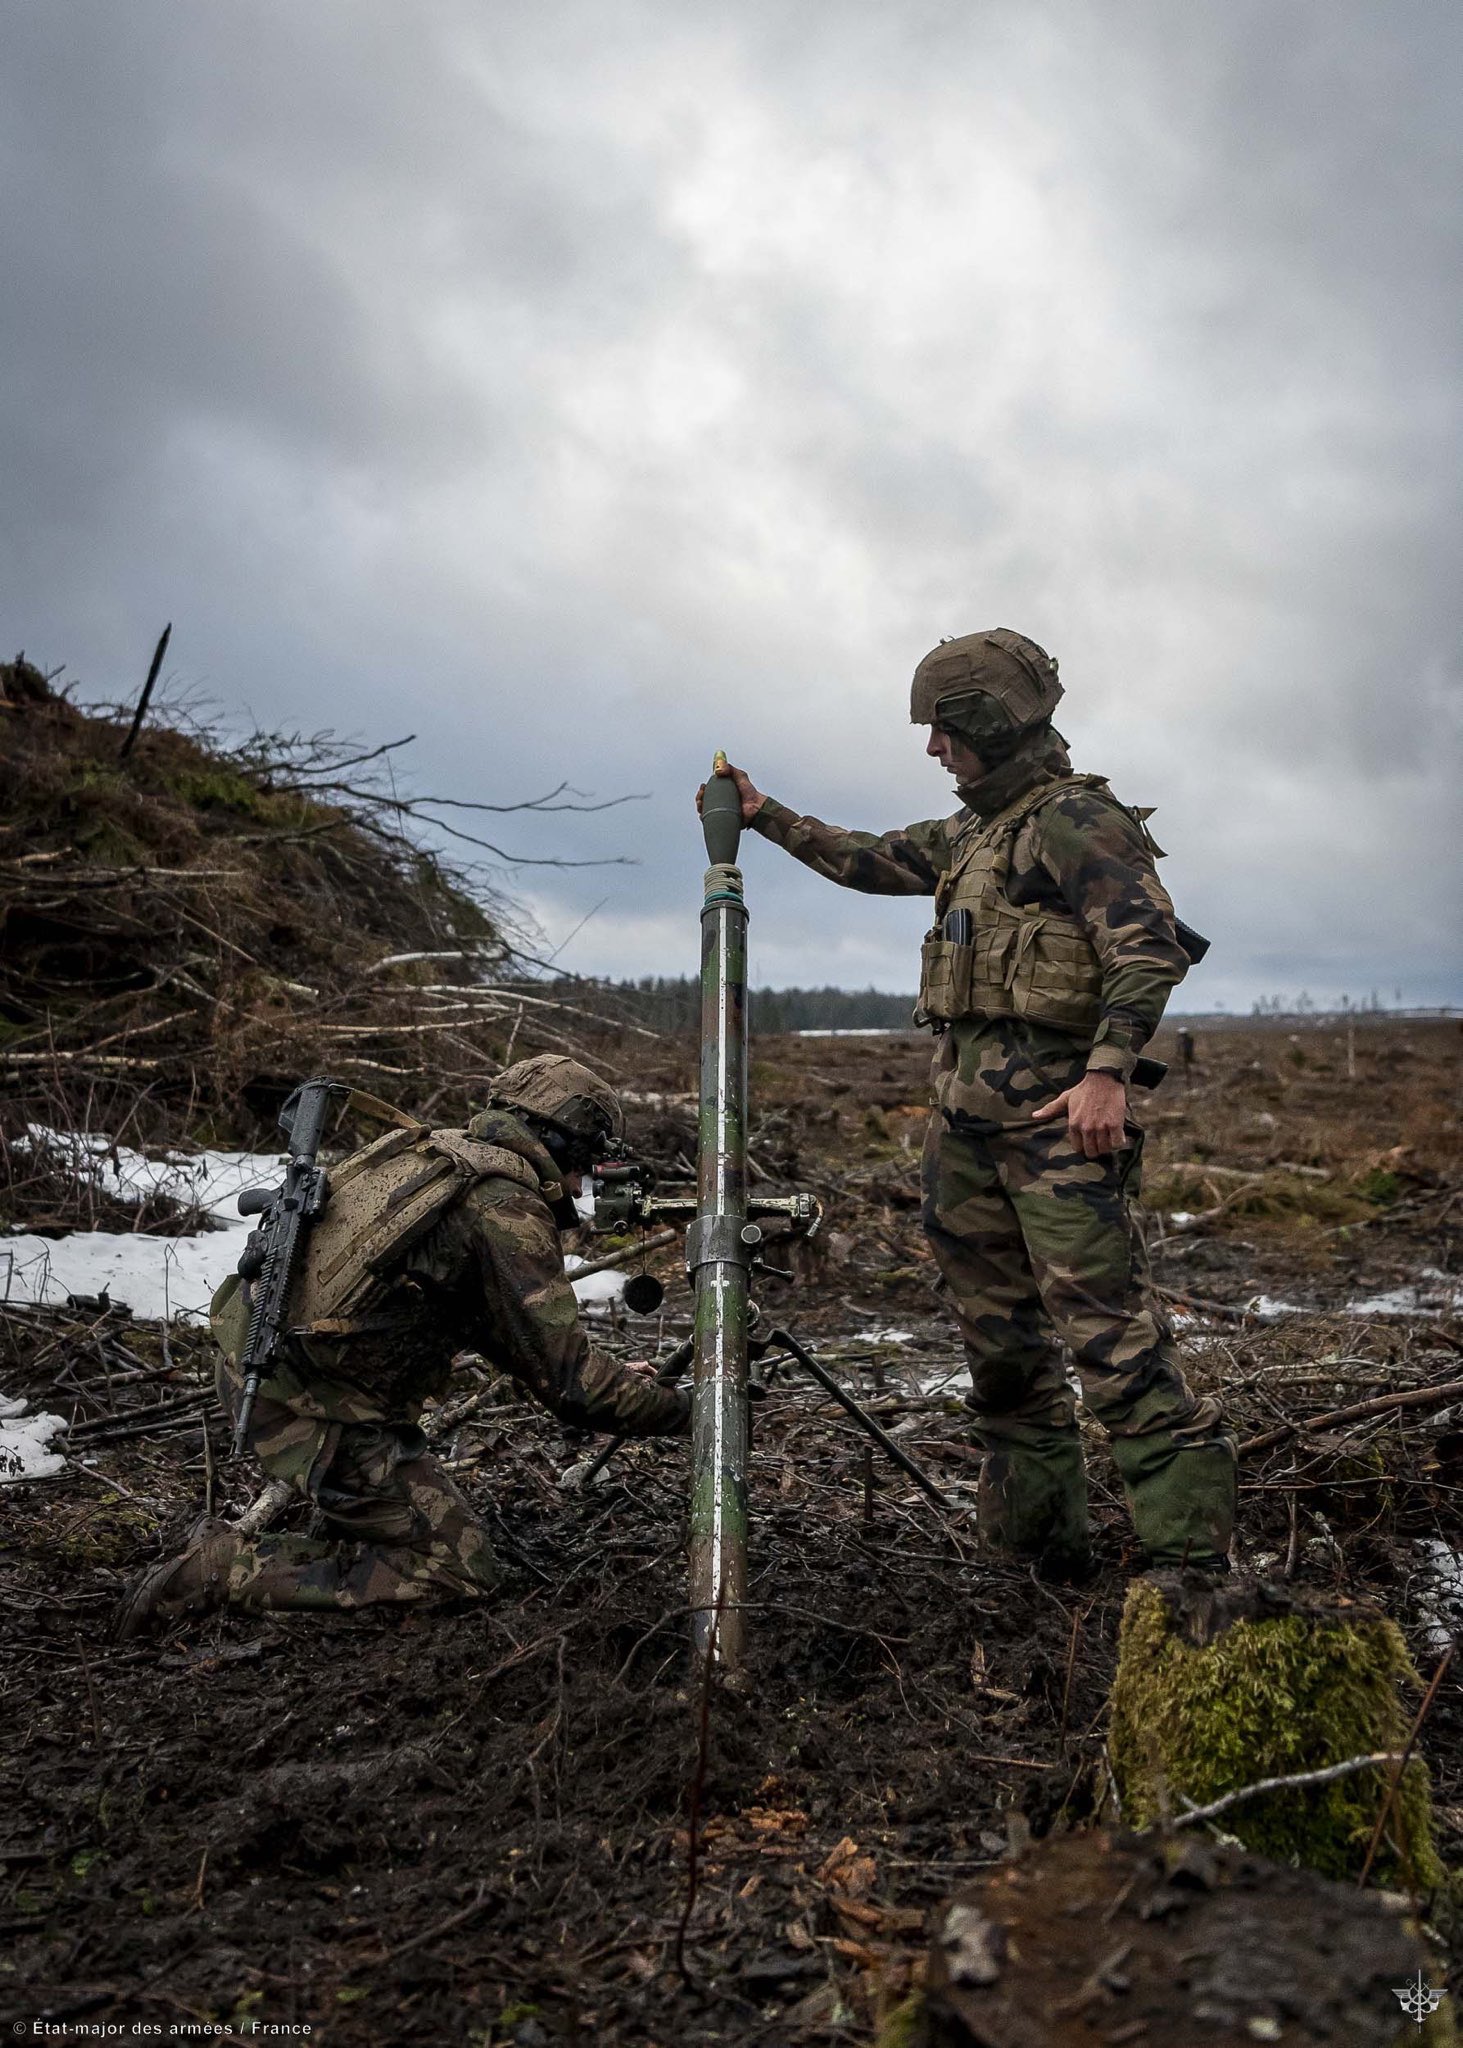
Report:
909,629,1063,757
486,1054,624,1167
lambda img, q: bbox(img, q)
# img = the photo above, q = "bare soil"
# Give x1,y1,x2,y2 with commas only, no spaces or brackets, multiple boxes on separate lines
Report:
2,1016,1460,2045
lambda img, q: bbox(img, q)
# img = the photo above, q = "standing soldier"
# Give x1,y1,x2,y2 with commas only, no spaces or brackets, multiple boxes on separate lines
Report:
118,1057,689,1633
704,630,1234,1579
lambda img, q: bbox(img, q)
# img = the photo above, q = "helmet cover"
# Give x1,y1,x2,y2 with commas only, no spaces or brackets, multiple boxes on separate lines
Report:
487,1054,624,1158
909,628,1063,732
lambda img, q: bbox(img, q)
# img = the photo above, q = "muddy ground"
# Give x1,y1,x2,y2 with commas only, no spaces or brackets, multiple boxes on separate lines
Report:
2,1015,1460,2044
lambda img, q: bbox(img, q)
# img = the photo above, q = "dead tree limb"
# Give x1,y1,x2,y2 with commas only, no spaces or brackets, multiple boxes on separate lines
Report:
1172,1752,1402,1830
118,624,171,760
1239,1376,1463,1456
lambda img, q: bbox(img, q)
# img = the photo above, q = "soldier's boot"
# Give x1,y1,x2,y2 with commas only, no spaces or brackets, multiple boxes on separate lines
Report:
1109,1425,1237,1575
113,1518,246,1639
975,1424,1092,1582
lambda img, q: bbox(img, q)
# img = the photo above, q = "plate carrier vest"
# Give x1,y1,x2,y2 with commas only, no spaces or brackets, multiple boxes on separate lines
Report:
918,772,1122,1037
285,1123,546,1337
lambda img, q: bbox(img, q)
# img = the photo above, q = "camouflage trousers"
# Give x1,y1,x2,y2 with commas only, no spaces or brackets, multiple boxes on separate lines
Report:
921,1110,1236,1572
216,1357,498,1612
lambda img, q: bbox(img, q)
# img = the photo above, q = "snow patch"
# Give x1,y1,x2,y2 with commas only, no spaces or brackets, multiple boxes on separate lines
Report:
0,1395,68,1483
3,1134,279,1322
562,1252,629,1311
17,1125,277,1224
3,1226,253,1324
795,1027,911,1038
914,1363,974,1398
1247,1295,1308,1320
1238,1273,1463,1324
1345,1274,1463,1317
1415,1539,1463,1653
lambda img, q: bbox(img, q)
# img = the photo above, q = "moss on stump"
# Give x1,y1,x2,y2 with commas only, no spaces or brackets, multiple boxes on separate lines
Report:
1109,1572,1444,1888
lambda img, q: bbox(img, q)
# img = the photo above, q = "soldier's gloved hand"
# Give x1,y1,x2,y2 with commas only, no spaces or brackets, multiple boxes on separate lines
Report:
1032,1070,1129,1159
695,761,765,823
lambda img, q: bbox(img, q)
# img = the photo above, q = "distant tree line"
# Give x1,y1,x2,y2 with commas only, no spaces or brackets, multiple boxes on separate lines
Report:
1250,989,1405,1017
520,975,917,1033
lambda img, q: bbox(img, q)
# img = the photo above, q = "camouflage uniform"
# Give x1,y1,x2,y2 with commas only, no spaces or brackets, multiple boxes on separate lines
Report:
751,709,1235,1574
199,1105,688,1614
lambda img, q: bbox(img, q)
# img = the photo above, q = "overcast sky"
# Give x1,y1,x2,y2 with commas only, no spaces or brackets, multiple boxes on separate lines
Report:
3,1,1459,1010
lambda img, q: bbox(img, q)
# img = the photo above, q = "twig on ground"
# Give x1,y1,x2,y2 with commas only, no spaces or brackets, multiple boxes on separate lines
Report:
353,1883,492,1971
570,1229,679,1281
1239,1377,1463,1456
1173,1752,1402,1830
1357,1646,1454,1888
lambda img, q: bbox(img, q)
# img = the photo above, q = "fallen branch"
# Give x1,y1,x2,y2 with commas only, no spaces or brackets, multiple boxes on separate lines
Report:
311,1016,511,1038
1162,1177,1265,1235
1154,1284,1253,1325
118,623,171,761
420,984,663,1039
570,1230,679,1281
351,1883,493,1972
2,1051,163,1071
1173,1752,1402,1830
1239,1376,1463,1456
69,1390,211,1441
2,864,252,887
366,950,480,975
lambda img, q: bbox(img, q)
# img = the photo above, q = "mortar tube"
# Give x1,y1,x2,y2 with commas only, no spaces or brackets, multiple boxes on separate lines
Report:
689,860,750,1668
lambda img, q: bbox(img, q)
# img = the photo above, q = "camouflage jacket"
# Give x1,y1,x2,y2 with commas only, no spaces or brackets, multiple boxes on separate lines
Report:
750,732,1190,1121
219,1110,689,1435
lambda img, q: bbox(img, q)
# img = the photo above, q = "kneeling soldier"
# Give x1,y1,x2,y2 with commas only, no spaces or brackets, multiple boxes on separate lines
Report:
118,1056,688,1633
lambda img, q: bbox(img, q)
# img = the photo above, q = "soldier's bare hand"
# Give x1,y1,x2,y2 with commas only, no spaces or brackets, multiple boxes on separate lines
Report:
625,1357,655,1380
695,761,765,823
1032,1071,1129,1158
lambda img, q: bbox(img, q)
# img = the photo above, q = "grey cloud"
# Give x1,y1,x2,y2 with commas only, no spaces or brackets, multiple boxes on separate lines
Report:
1,0,1458,1009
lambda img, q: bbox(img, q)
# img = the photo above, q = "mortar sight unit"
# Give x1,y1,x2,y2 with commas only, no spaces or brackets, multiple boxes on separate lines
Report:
591,1160,819,1243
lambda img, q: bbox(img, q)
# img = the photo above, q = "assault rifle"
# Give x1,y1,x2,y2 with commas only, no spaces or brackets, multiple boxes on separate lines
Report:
231,1077,348,1457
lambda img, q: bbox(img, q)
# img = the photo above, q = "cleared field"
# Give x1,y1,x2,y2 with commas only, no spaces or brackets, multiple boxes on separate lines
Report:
1,1015,1458,2042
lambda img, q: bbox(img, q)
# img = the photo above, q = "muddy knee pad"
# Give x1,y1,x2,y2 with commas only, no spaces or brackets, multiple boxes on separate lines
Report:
974,1421,1091,1569
1109,1428,1236,1572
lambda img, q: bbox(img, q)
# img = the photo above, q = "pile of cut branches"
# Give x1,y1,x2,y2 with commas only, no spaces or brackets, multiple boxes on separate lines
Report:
0,655,654,1219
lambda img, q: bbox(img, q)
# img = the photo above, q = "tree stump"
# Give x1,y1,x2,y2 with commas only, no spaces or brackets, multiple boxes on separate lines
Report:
883,1829,1454,2046
1108,1571,1443,1887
